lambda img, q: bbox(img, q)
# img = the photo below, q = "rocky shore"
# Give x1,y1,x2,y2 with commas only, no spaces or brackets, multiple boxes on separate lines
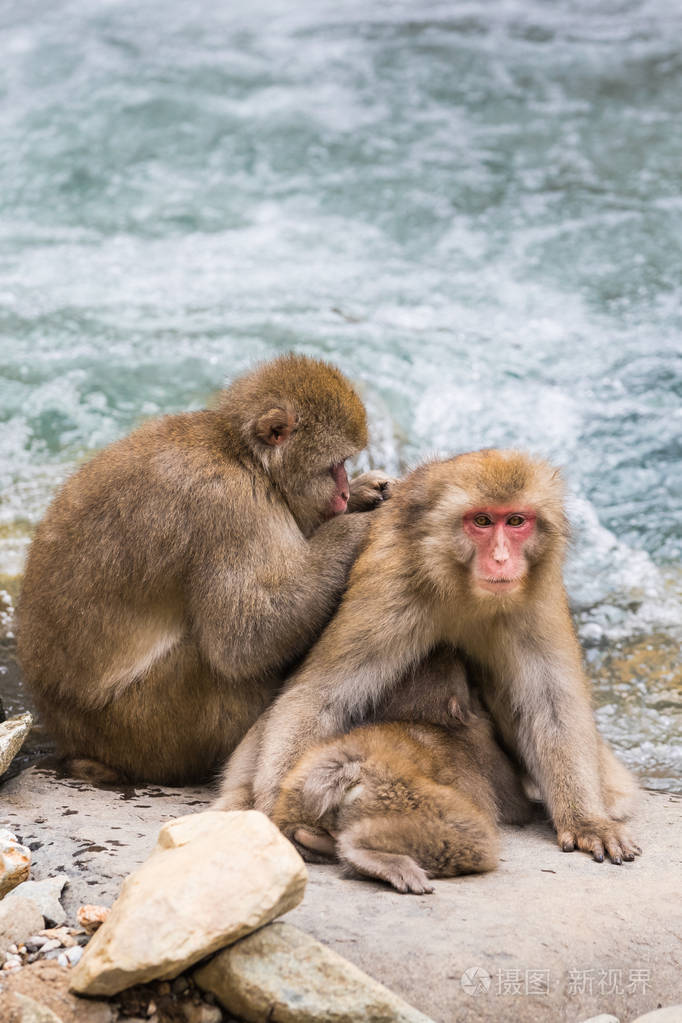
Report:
0,758,680,1023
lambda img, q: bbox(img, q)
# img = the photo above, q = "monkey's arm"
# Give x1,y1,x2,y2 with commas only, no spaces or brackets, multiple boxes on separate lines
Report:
213,714,267,811
188,510,373,683
494,630,641,863
251,540,436,815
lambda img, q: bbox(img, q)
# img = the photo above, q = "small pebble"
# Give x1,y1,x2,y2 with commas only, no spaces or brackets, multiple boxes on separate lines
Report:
7,944,18,955
57,952,68,968
2,955,22,971
39,938,62,953
183,1006,223,1023
77,904,109,933
147,1001,157,1016
172,977,189,995
64,945,83,966
41,926,76,947
26,935,49,948
157,982,171,996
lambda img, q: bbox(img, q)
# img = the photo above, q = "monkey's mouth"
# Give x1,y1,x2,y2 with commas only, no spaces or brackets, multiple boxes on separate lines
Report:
329,493,349,515
328,462,350,515
478,577,522,594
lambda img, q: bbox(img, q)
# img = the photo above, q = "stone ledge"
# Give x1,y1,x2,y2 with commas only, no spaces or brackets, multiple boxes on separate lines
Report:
1,767,680,1022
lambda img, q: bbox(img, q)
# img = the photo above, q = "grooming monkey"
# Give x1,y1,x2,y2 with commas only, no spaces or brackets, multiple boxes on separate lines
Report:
241,450,640,864
271,646,533,893
17,354,391,784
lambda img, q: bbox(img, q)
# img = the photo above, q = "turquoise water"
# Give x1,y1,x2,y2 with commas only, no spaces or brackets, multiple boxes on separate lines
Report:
0,0,680,787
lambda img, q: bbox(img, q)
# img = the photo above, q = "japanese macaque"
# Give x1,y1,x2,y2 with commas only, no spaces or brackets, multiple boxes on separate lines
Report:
17,354,392,785
241,449,640,864
217,644,527,815
270,648,533,893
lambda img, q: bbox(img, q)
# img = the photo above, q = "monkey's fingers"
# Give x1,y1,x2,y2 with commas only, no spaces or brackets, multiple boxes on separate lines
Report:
559,821,642,864
606,829,642,862
557,830,575,852
596,823,642,863
347,471,397,512
575,831,605,862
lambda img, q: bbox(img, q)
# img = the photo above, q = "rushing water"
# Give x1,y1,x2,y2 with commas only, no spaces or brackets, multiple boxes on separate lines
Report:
0,0,680,787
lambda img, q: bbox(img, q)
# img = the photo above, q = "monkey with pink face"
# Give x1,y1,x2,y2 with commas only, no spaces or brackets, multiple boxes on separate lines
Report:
219,449,640,869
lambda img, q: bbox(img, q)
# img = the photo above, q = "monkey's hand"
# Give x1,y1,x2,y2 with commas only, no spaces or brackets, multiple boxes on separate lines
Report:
347,471,395,512
557,817,642,864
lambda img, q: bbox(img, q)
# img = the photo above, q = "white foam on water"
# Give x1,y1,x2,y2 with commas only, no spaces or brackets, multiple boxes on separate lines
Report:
1,0,681,784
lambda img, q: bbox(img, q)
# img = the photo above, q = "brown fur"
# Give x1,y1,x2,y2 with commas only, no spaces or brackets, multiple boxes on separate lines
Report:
17,354,391,784
271,665,532,893
245,450,641,863
216,644,532,827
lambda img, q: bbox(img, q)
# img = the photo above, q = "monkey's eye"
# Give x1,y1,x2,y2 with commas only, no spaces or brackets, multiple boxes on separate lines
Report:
507,514,525,527
472,514,493,527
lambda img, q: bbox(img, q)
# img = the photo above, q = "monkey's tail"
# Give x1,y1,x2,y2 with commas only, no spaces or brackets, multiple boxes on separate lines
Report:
300,747,364,819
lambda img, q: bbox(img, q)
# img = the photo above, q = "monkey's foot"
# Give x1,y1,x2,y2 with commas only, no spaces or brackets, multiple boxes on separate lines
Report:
557,819,642,864
292,827,338,863
342,846,435,894
62,756,128,787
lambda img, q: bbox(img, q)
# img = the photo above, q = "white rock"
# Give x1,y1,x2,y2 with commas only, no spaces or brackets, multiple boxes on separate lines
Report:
4,875,69,926
39,939,62,953
0,712,33,776
194,921,434,1023
70,810,307,997
0,896,44,953
63,945,83,966
0,829,31,897
580,1016,620,1023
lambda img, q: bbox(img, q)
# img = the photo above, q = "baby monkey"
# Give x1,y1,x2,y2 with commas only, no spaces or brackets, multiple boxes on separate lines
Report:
270,646,532,894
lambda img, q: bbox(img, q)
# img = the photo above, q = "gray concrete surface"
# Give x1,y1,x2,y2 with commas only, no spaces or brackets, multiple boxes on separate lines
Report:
2,765,680,1023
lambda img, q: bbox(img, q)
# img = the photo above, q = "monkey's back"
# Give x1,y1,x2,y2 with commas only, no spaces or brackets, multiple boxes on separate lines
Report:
18,413,232,685
275,721,502,885
16,408,301,770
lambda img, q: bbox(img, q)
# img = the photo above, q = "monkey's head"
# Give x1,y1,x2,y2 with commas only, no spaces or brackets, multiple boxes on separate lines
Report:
401,450,568,607
221,353,368,533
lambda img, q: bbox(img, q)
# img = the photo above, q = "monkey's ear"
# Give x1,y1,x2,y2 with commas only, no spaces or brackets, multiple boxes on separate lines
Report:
448,696,473,725
254,406,298,447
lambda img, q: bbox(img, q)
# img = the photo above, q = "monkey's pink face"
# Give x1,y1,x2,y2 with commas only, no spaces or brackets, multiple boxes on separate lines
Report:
327,461,350,516
462,507,537,594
